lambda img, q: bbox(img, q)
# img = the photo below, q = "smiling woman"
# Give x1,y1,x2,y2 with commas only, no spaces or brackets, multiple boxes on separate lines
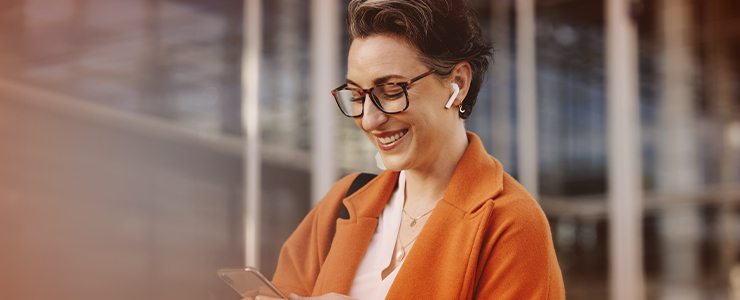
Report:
346,34,468,173
263,0,566,299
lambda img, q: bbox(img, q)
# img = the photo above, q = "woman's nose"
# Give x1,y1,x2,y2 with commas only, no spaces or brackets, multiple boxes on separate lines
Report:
360,94,387,131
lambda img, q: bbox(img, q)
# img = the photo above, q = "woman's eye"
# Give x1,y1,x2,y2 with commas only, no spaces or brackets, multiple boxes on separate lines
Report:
384,91,404,99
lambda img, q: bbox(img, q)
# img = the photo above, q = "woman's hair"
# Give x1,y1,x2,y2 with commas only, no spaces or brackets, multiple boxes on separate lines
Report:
347,0,494,119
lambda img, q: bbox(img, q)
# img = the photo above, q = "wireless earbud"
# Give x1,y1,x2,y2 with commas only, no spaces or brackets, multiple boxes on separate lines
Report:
445,83,460,109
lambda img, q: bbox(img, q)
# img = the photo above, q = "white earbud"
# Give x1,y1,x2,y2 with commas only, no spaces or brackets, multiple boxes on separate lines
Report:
445,83,460,109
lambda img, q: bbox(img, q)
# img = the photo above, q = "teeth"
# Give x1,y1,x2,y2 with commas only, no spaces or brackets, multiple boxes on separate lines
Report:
379,131,405,144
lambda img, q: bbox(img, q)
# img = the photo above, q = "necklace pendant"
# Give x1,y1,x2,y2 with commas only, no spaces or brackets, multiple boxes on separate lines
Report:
396,249,406,262
409,219,417,227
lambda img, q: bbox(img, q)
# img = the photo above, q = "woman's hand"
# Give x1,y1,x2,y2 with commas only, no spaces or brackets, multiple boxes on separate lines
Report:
248,293,358,300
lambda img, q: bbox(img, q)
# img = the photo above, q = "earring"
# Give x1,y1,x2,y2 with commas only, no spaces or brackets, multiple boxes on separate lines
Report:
459,106,466,114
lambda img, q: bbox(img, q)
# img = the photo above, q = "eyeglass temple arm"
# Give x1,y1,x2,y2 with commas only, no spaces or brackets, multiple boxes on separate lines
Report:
406,69,436,84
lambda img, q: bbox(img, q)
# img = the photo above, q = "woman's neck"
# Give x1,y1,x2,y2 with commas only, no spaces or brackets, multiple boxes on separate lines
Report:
403,129,469,210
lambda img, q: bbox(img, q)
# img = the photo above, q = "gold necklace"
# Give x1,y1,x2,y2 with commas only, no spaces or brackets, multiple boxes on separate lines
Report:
402,206,435,227
395,231,420,262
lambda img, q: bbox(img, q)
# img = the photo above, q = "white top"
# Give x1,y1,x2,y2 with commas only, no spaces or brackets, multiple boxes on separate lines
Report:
348,171,406,300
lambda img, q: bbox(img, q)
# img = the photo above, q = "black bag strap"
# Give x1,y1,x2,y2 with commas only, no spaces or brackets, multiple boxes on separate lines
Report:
338,173,377,219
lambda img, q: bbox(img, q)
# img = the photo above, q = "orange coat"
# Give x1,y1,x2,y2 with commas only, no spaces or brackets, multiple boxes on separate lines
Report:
272,133,565,299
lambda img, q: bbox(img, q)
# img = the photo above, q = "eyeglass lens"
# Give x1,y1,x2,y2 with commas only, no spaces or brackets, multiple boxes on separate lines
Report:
335,84,406,116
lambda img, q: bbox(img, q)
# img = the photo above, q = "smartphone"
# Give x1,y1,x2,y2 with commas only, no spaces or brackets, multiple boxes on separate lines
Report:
217,267,288,299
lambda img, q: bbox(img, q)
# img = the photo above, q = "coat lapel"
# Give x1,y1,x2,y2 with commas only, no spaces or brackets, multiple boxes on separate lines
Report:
387,200,496,299
387,133,504,299
313,171,400,295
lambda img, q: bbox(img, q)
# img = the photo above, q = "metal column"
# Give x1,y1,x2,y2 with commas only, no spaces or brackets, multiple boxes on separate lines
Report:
606,0,644,299
657,0,701,298
311,0,339,206
516,0,538,198
491,0,513,170
243,0,262,269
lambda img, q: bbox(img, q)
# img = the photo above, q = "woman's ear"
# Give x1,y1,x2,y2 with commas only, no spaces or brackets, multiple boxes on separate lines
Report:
449,62,472,107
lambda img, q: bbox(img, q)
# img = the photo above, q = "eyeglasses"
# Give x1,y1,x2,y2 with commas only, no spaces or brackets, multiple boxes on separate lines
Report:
331,70,436,117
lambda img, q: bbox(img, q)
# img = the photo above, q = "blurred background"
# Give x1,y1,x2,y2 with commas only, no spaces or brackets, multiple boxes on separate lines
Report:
0,0,739,299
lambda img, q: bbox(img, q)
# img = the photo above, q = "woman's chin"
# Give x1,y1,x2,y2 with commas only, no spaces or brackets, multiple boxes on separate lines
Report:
377,154,407,172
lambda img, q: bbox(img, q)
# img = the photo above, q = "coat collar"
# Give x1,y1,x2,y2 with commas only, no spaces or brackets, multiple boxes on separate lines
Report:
344,131,504,218
443,131,504,212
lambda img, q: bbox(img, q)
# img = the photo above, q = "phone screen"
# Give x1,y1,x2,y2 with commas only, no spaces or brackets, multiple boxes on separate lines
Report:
217,267,288,299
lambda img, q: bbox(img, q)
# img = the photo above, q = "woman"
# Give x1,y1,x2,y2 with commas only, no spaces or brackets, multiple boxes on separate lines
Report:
261,0,565,299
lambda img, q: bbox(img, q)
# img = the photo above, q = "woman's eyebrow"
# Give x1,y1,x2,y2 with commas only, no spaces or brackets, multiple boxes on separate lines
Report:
346,75,406,87
373,74,404,85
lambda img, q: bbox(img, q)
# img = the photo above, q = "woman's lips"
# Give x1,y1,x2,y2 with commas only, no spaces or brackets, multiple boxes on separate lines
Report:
376,130,408,151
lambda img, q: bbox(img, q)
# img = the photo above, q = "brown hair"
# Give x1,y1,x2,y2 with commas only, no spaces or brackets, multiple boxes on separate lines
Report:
347,0,493,119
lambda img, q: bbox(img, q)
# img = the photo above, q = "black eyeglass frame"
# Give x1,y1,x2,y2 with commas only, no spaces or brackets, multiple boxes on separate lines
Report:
331,69,436,117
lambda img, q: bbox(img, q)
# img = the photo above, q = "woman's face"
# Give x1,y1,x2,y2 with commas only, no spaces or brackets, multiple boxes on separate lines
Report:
346,34,463,173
